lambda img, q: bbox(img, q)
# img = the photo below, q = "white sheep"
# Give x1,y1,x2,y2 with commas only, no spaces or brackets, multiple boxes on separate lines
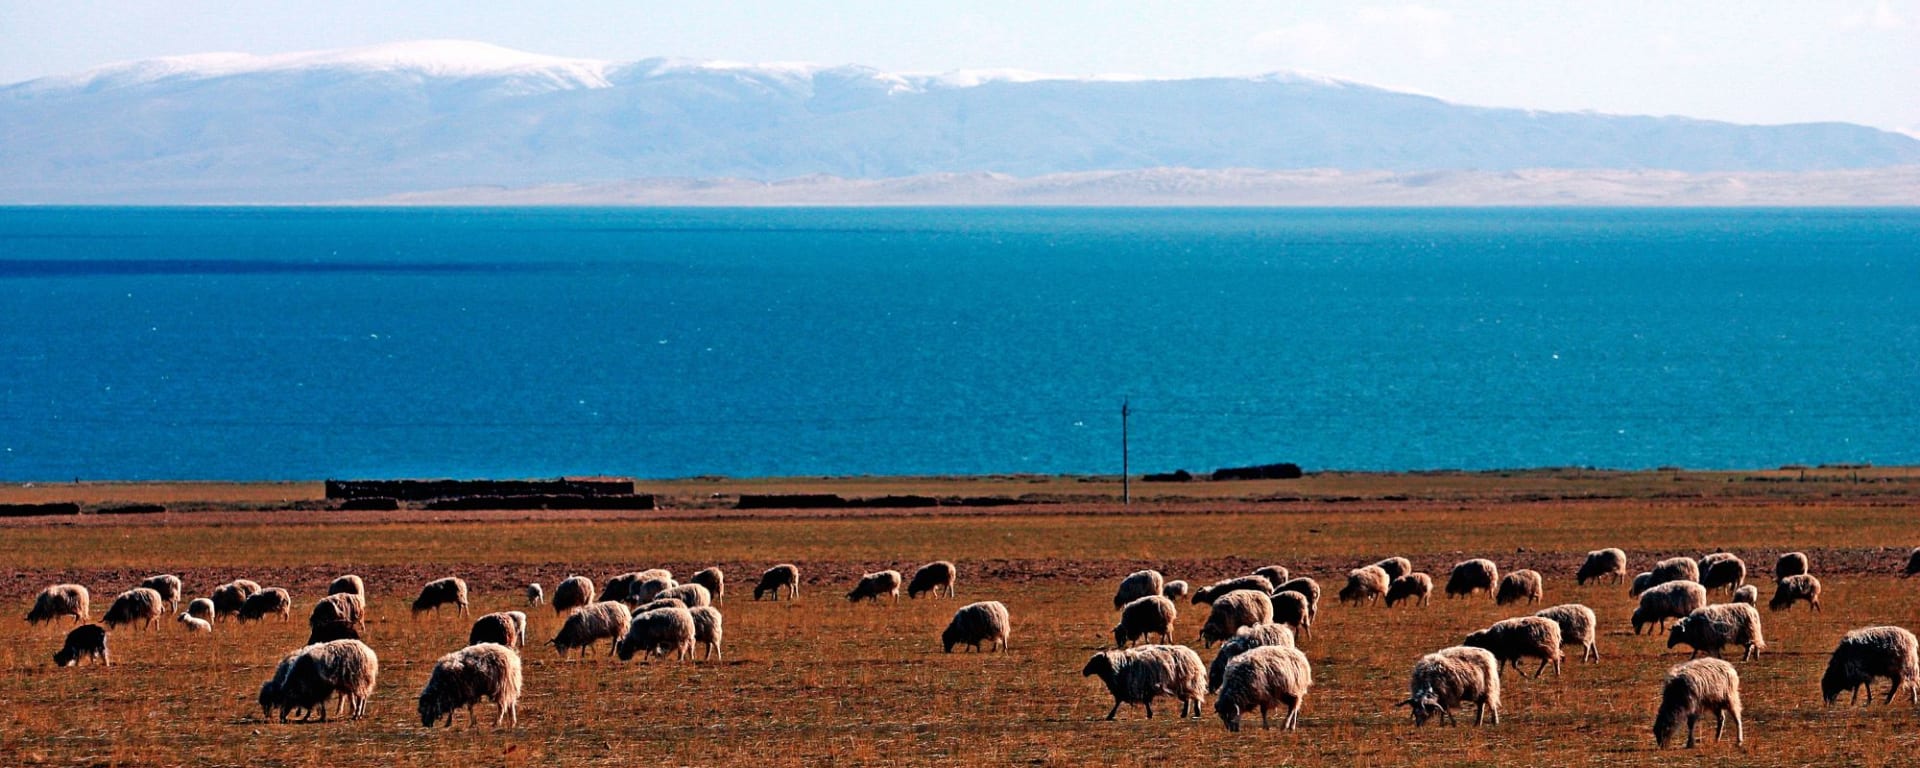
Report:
628,576,678,605
691,606,724,661
907,561,957,599
1463,616,1564,678
1495,569,1544,606
1668,603,1766,661
1576,548,1628,586
754,564,801,601
1649,557,1701,589
1274,577,1322,618
239,587,293,623
469,612,525,650
1371,557,1413,581
211,580,262,620
847,570,903,604
1533,603,1599,662
1194,575,1276,606
548,600,632,658
53,624,109,667
1769,574,1822,612
1400,646,1501,727
327,574,366,598
1338,565,1390,607
103,587,166,630
1207,623,1295,694
1214,644,1312,731
177,613,213,633
308,592,366,637
1253,565,1290,586
1634,581,1708,635
942,601,1010,653
272,639,379,722
1082,644,1208,720
412,577,470,618
1269,590,1313,639
1731,585,1758,605
690,567,726,604
1113,570,1165,609
655,583,713,608
26,583,89,624
616,605,697,661
551,575,596,614
1113,595,1178,647
1162,580,1191,601
419,643,522,729
1774,552,1809,581
138,574,183,612
1821,625,1919,706
185,597,215,623
1385,573,1434,608
632,597,688,614
1201,590,1274,648
1699,554,1747,593
1446,559,1499,600
526,583,544,606
1653,657,1743,748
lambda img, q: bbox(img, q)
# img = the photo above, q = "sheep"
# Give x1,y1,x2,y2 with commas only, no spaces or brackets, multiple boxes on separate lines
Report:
1770,574,1822,612
690,567,726,603
309,592,366,635
551,575,595,614
419,643,522,729
53,624,109,667
1371,557,1413,581
1534,603,1599,662
549,600,631,658
1576,548,1628,586
1649,557,1701,589
623,576,679,606
526,583,544,606
635,567,674,583
177,613,213,633
1193,575,1275,606
327,574,366,598
1667,603,1766,661
470,612,526,650
25,584,89,624
1113,595,1178,648
1700,555,1747,593
1732,585,1759,605
1633,581,1708,635
1653,657,1743,748
691,606,724,660
259,647,308,720
1385,573,1434,608
307,619,361,645
1495,569,1544,606
210,579,263,621
1082,644,1208,719
1400,646,1501,726
1905,548,1920,578
1113,570,1165,609
1338,565,1390,607
1207,623,1295,694
941,601,1010,653
754,564,801,601
655,583,713,608
1269,590,1313,639
238,587,293,623
1774,552,1809,581
600,571,645,603
1253,565,1290,586
1200,590,1274,648
907,561,958,599
273,639,379,722
1630,572,1654,597
1700,551,1738,570
633,597,688,613
847,570,904,604
412,577,470,618
1161,580,1191,601
616,606,697,661
185,598,215,623
1463,616,1564,678
1274,577,1322,618
1214,644,1312,731
1446,559,1500,600
1820,626,1919,706
103,587,166,630
138,574,183,612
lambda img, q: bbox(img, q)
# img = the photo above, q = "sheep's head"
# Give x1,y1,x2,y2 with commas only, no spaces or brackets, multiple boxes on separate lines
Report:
1819,661,1852,705
1652,707,1682,748
1666,619,1690,649
1462,628,1494,652
1214,697,1243,732
257,679,280,718
418,692,448,728
1399,689,1443,726
1630,573,1652,597
1630,607,1650,635
1081,652,1116,679
53,646,76,667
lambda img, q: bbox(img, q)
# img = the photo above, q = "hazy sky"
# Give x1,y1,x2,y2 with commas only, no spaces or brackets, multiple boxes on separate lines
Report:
3,1,1916,134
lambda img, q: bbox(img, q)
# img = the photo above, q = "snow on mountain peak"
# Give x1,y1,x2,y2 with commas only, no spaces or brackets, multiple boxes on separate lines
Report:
17,40,614,92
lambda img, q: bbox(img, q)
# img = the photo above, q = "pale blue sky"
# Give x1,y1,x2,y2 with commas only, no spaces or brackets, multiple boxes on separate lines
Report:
3,1,1916,133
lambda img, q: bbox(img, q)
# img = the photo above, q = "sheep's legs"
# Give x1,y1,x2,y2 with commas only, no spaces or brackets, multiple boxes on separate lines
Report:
1684,715,1698,748
1105,701,1120,720
1284,699,1301,730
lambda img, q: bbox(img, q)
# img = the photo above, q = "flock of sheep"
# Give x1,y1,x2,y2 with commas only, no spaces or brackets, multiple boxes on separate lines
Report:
24,546,1920,747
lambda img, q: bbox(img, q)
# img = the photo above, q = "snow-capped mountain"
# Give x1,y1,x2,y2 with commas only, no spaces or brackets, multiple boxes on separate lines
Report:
3,40,1917,203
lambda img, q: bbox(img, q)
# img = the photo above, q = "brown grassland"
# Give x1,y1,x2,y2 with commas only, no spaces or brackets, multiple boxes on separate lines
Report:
3,468,1919,767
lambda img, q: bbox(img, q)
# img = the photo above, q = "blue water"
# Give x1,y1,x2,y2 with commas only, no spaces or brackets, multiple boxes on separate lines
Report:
0,207,1915,481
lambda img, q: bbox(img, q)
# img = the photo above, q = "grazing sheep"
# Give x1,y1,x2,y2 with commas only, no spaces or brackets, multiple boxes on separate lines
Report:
1534,603,1600,663
601,572,642,603
419,643,522,729
1253,565,1290,587
628,576,678,605
1371,557,1413,581
1774,552,1809,581
754,564,801,601
177,613,213,633
1385,573,1434,608
526,583,544,606
1446,559,1500,600
103,587,166,630
1649,557,1702,589
690,606,723,660
551,575,595,615
1274,577,1322,618
139,574,183,612
942,601,1010,653
1339,565,1390,607
1634,581,1708,635
1577,548,1629,586
1495,569,1544,606
1700,551,1737,569
1400,646,1501,727
633,597,688,613
53,624,109,667
238,588,293,623
1207,623,1296,694
549,601,631,658
1201,590,1274,648
1668,603,1766,661
1214,644,1312,732
306,620,360,644
412,577,470,618
26,584,90,624
1630,572,1655,597
1821,626,1919,706
1732,585,1759,605
185,597,215,623
690,567,726,604
907,561,958,599
327,574,366,598
470,612,527,650
210,583,251,620
1463,616,1564,678
655,583,713,608
1700,555,1747,593
1082,644,1208,719
1114,570,1166,609
274,639,379,722
1162,580,1191,601
847,570,904,605
1653,657,1743,748
1193,575,1276,606
1113,595,1178,648
1905,548,1920,578
309,593,367,634
616,606,697,661
1770,574,1822,612
259,646,315,722
1269,590,1313,639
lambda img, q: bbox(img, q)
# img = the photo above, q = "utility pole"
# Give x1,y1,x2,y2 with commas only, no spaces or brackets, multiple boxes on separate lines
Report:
1121,398,1131,505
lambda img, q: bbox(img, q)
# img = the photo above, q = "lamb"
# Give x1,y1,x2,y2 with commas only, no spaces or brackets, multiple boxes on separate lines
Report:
1269,590,1313,639
1207,623,1295,694
549,600,631,658
1193,575,1276,606
419,643,522,729
1273,577,1322,618
238,587,293,622
1820,626,1919,706
1774,552,1809,581
1082,645,1208,719
309,592,367,634
138,574,183,612
185,597,215,623
616,605,697,661
847,570,904,604
690,567,726,603
754,564,801,601
273,639,379,722
1338,565,1390,607
942,601,1010,653
526,583,544,606
551,575,596,614
1463,616,1564,678
1113,595,1178,647
1653,657,1743,748
1253,565,1290,586
470,611,528,650
1371,557,1413,581
1732,585,1759,605
1400,646,1501,726
1534,603,1599,662
1649,557,1701,589
1113,570,1165,609
1200,590,1274,648
327,574,366,598
1769,574,1822,612
1905,548,1920,578
1214,644,1312,731
1700,555,1747,593
690,606,724,660
1385,573,1434,608
53,624,109,667
1446,559,1499,600
177,613,213,633
1668,603,1766,661
907,561,958,599
412,577,470,618
655,583,713,608
26,584,89,624
103,587,166,630
1633,581,1708,635
1494,569,1544,606
1161,580,1191,601
1576,548,1628,586
1630,572,1654,597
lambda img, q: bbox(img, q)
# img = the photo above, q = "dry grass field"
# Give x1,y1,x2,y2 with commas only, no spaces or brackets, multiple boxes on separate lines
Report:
3,471,1919,767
